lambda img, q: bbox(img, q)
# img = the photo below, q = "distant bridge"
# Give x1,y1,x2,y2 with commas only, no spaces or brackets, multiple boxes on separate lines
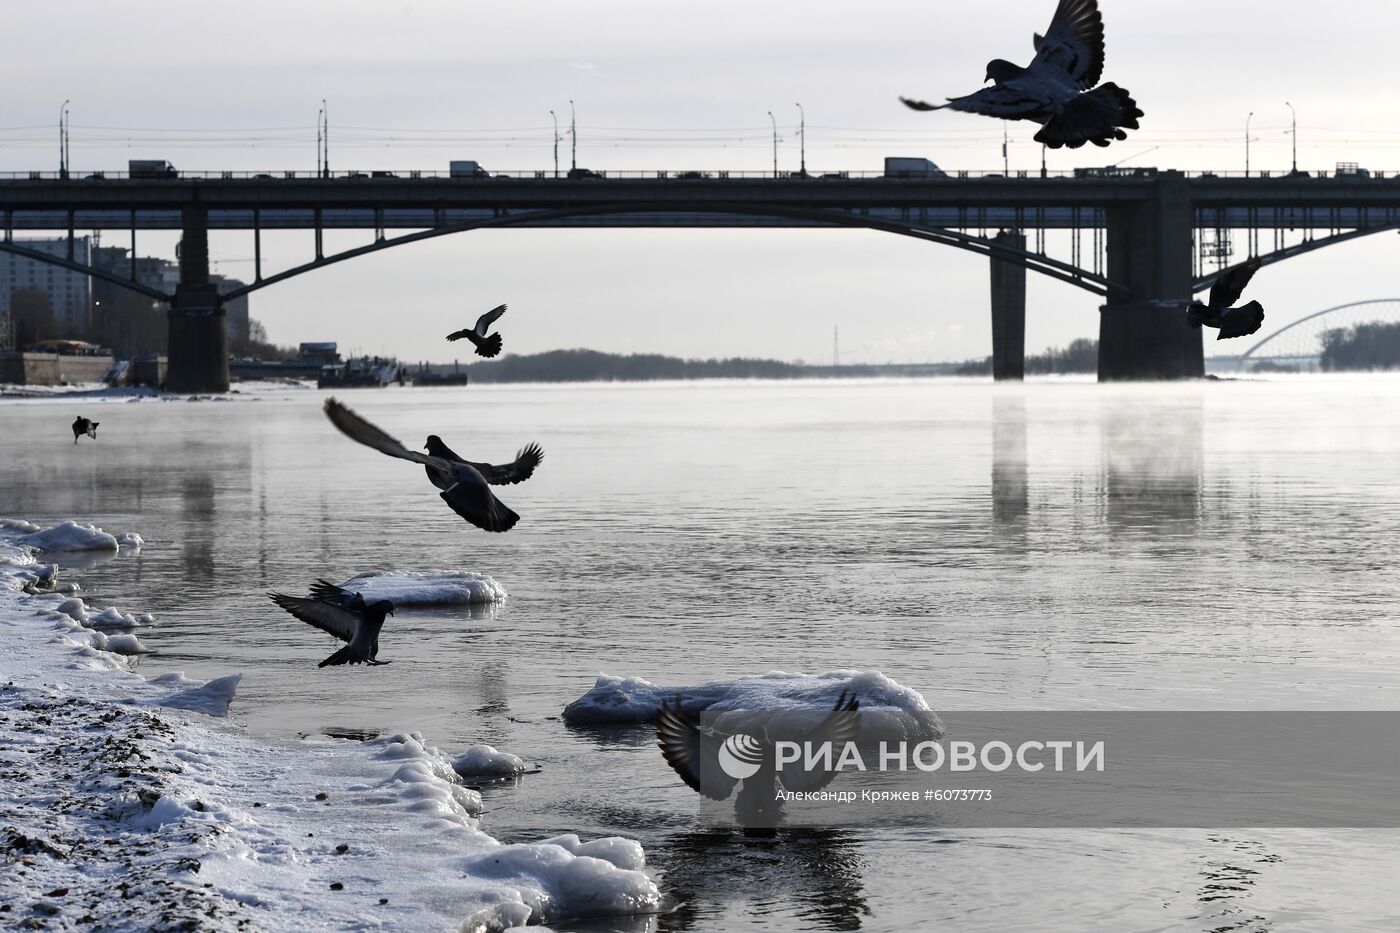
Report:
3,168,1400,389
1208,298,1400,371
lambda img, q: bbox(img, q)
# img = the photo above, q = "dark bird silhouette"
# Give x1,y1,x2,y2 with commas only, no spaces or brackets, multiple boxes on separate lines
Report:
657,692,861,821
269,582,395,667
323,397,522,532
72,416,99,444
446,303,508,357
900,0,1142,149
423,436,544,489
1189,257,1266,340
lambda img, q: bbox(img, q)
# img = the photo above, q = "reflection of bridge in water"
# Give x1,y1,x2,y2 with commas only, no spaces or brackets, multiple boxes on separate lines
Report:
1209,298,1400,373
5,169,1400,389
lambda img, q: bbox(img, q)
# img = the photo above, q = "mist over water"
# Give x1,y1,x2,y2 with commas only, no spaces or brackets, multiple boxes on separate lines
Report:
3,375,1398,931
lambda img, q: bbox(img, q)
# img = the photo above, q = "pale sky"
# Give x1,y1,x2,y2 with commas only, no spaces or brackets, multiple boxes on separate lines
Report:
6,0,1400,363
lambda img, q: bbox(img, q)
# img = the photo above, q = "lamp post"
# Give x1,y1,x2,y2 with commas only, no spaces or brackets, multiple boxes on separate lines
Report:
795,102,805,176
1245,111,1253,177
550,109,559,178
1285,101,1297,174
767,111,778,178
59,100,70,178
321,99,330,177
569,99,577,171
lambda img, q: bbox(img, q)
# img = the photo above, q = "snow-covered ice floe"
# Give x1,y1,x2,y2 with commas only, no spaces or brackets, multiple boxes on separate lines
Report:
13,518,143,552
0,519,660,931
453,744,528,780
563,669,945,742
335,569,508,605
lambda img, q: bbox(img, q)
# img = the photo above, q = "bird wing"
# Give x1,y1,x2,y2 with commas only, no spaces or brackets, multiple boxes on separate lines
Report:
657,697,739,801
269,593,359,643
1030,0,1105,90
1208,257,1262,311
307,578,365,609
778,692,863,793
439,464,521,532
473,303,508,336
462,443,544,486
1216,300,1266,340
938,83,1052,118
323,397,451,472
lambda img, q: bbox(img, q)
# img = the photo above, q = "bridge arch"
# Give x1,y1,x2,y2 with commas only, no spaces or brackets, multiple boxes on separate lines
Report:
1241,297,1400,361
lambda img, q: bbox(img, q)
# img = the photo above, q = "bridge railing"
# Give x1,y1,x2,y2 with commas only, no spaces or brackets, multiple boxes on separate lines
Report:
2,168,1396,182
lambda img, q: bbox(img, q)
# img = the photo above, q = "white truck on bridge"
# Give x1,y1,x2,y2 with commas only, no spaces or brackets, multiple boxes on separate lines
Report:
883,157,946,179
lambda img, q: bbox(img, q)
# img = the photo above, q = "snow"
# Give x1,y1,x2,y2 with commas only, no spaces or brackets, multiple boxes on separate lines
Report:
336,569,508,605
563,669,945,742
453,744,528,780
15,519,143,552
0,519,661,931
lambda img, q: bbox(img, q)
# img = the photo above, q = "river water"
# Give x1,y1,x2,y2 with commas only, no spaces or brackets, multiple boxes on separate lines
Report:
2,376,1397,931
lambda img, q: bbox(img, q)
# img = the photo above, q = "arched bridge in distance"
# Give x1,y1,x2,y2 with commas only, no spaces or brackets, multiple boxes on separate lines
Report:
4,167,1400,389
1223,298,1400,371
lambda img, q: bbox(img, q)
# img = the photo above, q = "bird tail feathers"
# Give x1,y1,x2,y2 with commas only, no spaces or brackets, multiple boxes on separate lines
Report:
474,332,503,358
1217,301,1266,340
319,646,352,668
1035,83,1143,150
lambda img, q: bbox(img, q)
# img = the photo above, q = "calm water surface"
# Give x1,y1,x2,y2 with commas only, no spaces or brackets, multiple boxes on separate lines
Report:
2,376,1398,931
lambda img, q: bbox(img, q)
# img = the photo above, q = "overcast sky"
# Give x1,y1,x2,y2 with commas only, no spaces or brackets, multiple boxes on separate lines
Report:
6,1,1400,363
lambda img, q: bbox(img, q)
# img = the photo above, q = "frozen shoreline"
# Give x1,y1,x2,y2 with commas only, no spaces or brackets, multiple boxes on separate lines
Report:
0,519,660,931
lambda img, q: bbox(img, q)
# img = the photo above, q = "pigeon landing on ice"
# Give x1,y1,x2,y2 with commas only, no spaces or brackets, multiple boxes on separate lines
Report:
657,691,861,822
1189,257,1267,340
900,0,1142,149
446,303,508,358
323,397,523,532
72,416,99,444
269,582,395,668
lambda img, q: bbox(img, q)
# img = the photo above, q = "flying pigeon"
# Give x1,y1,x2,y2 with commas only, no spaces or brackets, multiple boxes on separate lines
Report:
423,436,544,488
1189,257,1266,340
269,582,395,668
72,416,99,444
323,397,523,532
446,303,507,357
900,0,1143,149
657,692,861,819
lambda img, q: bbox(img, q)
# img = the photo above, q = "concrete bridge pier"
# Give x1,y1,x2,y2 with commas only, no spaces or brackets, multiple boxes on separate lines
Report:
989,229,1027,381
165,204,229,393
1098,171,1204,381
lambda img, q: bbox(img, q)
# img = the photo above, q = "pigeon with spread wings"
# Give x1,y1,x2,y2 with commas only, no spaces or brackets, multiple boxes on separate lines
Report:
423,436,544,488
269,583,394,668
657,692,861,820
1189,257,1266,340
446,303,508,358
323,397,523,532
900,0,1142,149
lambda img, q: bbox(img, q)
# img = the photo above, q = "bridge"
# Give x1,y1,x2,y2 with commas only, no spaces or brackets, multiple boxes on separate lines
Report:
4,167,1400,391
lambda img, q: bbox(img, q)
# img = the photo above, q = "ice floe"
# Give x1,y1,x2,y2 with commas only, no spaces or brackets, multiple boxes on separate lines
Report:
563,669,945,742
334,569,508,605
16,519,143,552
453,744,528,780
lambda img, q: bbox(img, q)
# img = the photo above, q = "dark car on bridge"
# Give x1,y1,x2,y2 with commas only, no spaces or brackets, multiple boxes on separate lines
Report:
567,167,605,180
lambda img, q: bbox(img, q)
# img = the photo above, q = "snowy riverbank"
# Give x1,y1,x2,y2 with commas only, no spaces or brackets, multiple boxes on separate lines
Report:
0,519,660,931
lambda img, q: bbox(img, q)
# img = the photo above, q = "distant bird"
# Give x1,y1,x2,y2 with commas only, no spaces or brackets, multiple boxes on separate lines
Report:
423,436,544,488
323,397,523,532
1189,257,1266,340
446,303,508,358
657,692,861,819
269,581,395,668
900,0,1142,149
72,416,99,444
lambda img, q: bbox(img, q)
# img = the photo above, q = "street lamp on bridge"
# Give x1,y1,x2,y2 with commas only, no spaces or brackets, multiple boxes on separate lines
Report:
569,99,577,171
795,102,805,176
550,110,559,178
767,111,778,178
1285,101,1298,175
59,100,70,179
1245,111,1253,178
